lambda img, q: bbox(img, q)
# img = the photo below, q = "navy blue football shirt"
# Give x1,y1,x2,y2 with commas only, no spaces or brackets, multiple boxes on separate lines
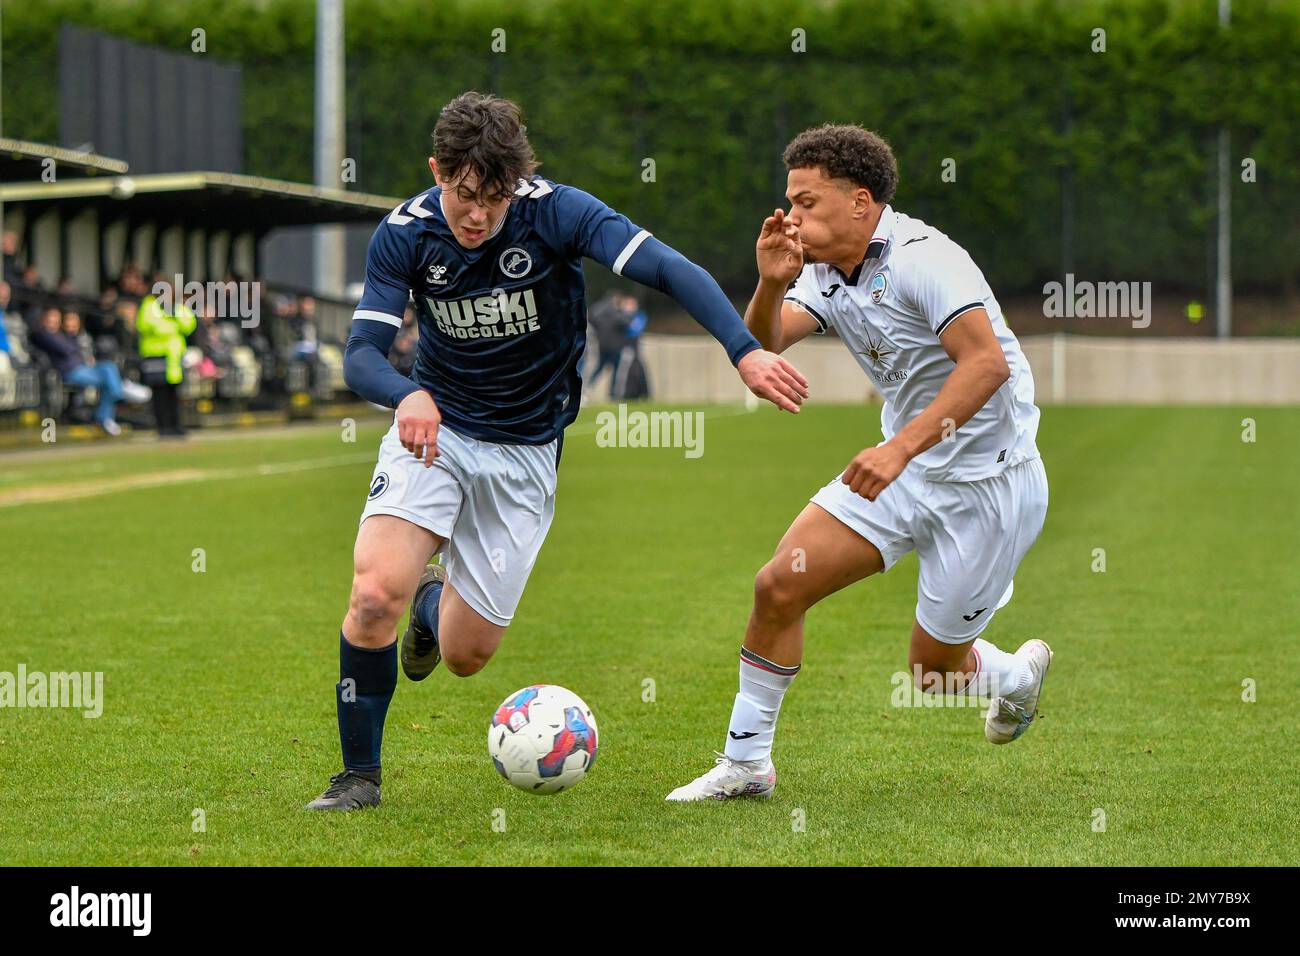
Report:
349,175,760,444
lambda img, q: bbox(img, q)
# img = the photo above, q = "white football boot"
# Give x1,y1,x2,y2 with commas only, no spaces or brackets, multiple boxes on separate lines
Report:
665,753,776,802
985,639,1053,744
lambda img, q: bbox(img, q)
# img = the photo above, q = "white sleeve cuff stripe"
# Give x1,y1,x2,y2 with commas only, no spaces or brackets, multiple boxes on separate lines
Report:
785,296,829,332
934,301,983,336
353,309,404,328
611,229,653,276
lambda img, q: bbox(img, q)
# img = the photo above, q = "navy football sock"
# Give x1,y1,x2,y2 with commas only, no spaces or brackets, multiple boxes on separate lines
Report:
414,577,444,636
336,631,397,775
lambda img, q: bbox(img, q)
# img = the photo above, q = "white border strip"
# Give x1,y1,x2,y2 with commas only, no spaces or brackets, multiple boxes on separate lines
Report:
352,309,404,328
612,229,653,276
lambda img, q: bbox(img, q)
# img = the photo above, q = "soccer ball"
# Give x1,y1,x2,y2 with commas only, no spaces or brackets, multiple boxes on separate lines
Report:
487,684,599,794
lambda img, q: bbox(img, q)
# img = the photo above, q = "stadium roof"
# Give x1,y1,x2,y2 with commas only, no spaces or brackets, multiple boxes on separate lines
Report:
0,171,399,231
0,138,130,181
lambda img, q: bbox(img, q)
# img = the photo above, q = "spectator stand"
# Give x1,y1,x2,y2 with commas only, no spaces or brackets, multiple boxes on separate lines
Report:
1,164,398,442
2,140,130,433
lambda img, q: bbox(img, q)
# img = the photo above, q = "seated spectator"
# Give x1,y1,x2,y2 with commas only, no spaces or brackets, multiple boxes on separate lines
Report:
91,286,121,341
88,306,125,366
29,306,151,436
113,300,141,356
10,264,44,318
1,282,35,368
0,281,11,356
116,263,148,303
62,310,96,365
2,232,20,287
196,308,230,382
294,295,320,358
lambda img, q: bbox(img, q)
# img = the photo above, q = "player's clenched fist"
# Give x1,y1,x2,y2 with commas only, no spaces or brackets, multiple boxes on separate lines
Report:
756,208,804,286
841,442,909,501
396,389,442,467
737,348,810,414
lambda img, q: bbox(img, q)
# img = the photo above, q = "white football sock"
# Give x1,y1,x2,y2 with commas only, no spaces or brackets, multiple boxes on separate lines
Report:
972,638,1032,698
724,646,799,763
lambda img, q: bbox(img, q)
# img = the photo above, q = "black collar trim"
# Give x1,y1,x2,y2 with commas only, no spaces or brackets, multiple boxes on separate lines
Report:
835,237,889,286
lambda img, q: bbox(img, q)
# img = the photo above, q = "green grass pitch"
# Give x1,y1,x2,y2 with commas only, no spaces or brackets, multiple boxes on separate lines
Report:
1,404,1296,865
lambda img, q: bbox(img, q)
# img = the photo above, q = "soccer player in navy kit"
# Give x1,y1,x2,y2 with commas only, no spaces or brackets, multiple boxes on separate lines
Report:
308,92,809,810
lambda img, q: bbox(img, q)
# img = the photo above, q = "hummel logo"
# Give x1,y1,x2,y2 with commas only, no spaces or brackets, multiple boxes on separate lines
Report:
962,608,988,622
426,263,449,285
903,236,929,246
728,731,759,740
822,284,841,297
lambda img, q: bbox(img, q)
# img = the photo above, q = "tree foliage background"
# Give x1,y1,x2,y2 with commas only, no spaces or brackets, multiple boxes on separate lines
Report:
4,0,1298,300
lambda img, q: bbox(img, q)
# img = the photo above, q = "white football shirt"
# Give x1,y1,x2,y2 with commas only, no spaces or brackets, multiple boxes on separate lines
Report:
785,204,1040,482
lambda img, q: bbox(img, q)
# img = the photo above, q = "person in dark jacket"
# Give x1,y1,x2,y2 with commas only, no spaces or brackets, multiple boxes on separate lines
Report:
586,290,631,399
29,306,149,436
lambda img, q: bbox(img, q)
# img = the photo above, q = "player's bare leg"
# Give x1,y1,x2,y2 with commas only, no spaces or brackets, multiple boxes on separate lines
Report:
908,620,976,688
745,502,887,666
435,583,509,677
346,515,444,647
308,515,441,810
667,503,884,801
908,620,1053,744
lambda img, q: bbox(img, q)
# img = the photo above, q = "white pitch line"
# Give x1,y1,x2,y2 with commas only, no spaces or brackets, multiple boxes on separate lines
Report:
0,452,376,509
1,406,765,508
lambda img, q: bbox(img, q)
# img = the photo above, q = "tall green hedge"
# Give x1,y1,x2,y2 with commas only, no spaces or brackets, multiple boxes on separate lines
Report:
4,0,1298,296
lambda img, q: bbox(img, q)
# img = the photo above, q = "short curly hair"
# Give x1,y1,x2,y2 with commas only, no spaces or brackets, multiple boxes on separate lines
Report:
782,124,898,205
432,91,538,203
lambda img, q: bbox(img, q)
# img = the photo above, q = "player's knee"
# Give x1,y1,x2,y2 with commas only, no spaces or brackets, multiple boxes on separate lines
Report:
753,562,806,620
348,573,406,630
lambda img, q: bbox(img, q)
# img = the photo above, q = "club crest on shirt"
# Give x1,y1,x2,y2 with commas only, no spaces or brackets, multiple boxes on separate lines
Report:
869,271,888,304
499,247,533,279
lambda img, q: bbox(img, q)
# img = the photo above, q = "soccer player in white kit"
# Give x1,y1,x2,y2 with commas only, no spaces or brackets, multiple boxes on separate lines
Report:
667,124,1052,802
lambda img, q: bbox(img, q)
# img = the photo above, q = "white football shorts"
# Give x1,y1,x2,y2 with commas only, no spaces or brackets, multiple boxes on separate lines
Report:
360,418,558,626
810,456,1048,643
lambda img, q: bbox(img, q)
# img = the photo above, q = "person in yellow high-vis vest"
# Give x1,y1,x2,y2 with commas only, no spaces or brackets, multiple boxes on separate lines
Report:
137,283,197,437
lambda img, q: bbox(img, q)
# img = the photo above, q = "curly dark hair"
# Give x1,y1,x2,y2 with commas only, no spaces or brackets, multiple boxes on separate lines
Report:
431,92,538,203
782,124,898,204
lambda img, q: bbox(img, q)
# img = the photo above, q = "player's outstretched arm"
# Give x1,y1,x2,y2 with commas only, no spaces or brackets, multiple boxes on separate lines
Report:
541,183,809,412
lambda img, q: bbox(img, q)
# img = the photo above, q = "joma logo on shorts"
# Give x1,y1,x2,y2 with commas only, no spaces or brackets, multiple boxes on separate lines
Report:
427,289,540,340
